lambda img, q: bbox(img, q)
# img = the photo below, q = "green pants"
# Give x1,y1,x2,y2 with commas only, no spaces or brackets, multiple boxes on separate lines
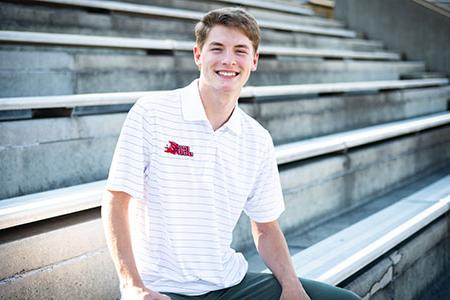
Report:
164,272,361,300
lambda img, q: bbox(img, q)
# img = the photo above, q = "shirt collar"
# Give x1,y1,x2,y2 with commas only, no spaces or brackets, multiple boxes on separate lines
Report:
181,79,242,136
224,106,242,136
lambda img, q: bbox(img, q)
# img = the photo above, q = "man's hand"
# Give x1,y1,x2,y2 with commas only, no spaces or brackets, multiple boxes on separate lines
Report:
121,285,172,300
280,282,311,300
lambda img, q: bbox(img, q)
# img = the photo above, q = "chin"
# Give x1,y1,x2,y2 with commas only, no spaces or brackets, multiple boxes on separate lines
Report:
217,82,242,93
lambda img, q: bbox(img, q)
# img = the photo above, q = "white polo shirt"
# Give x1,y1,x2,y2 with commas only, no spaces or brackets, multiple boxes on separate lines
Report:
106,79,285,296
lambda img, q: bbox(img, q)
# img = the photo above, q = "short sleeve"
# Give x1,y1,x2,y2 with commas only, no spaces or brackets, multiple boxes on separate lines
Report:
106,101,150,200
244,135,285,223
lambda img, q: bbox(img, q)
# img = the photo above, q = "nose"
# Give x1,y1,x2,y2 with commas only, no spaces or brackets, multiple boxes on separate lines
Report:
221,50,237,66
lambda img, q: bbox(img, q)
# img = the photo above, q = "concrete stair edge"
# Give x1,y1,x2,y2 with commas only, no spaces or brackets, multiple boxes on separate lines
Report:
1,112,449,230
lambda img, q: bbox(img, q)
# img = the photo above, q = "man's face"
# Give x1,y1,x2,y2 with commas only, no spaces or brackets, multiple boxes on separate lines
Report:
194,25,259,94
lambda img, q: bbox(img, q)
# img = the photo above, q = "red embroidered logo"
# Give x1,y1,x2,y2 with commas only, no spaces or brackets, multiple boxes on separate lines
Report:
164,141,194,157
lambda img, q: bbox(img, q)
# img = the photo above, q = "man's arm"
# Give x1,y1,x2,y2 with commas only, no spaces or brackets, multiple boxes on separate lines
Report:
251,220,311,300
101,190,170,300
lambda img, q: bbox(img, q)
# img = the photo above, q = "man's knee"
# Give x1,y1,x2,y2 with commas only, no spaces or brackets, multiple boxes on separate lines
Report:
336,288,362,300
298,277,361,300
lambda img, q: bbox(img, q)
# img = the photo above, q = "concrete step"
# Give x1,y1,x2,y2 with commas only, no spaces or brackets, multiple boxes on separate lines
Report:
0,130,449,299
0,209,119,299
0,113,122,200
236,124,450,248
1,81,448,143
1,90,448,199
0,47,424,97
1,1,447,298
32,0,343,29
216,0,314,16
418,268,450,300
2,112,450,214
2,78,445,114
0,0,385,53
245,169,450,270
246,170,450,299
243,84,450,144
0,0,359,44
126,0,319,21
401,72,449,80
2,83,447,200
237,6,341,28
0,30,399,60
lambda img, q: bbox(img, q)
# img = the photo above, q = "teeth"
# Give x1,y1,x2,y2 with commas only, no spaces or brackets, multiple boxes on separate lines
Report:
218,71,237,77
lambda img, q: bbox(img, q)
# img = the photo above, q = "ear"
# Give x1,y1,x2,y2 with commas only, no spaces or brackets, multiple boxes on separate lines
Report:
193,45,202,69
251,51,259,72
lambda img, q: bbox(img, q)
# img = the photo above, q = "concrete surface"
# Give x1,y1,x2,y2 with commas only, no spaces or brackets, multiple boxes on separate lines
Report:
335,0,450,76
0,210,104,280
0,113,125,199
0,1,380,52
0,0,343,38
342,212,450,299
241,85,450,144
232,125,450,250
1,1,449,298
0,209,119,299
2,100,449,200
1,170,447,299
418,268,450,300
245,168,450,272
0,47,425,97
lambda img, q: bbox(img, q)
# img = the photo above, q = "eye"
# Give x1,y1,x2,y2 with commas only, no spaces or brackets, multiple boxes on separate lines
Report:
211,48,222,52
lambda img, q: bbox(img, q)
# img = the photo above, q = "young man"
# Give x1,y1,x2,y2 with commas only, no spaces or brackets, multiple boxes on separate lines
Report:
102,7,361,300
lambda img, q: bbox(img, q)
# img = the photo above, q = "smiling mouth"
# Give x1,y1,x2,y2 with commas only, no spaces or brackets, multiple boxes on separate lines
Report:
216,71,239,77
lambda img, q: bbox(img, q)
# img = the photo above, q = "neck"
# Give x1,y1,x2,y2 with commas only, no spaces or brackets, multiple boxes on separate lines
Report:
198,80,240,131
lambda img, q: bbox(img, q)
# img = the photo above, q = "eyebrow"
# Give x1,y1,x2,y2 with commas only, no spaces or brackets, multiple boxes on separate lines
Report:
208,42,250,50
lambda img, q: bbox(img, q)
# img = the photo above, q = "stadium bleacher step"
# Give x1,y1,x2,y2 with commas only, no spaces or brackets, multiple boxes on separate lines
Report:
0,30,399,60
245,169,450,273
2,78,446,114
31,0,342,28
417,270,450,300
241,82,450,144
401,72,449,80
1,127,448,299
2,112,450,231
0,0,382,51
0,45,425,97
217,0,314,16
0,0,449,298
1,81,448,199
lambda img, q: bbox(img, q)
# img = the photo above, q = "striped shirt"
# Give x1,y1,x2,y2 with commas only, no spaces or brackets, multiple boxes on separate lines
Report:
106,79,285,296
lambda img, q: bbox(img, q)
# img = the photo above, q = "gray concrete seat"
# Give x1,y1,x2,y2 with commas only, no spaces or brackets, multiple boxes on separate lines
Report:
0,30,398,60
27,0,345,34
2,112,449,230
2,78,445,111
242,173,450,296
1,1,448,298
2,30,424,99
0,0,384,52
0,118,449,299
216,0,315,16
1,45,424,97
1,80,448,200
283,175,450,285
